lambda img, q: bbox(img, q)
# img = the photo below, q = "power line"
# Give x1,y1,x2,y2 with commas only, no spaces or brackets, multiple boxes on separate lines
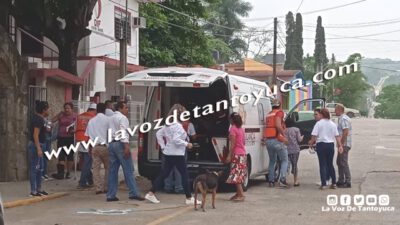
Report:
361,65,400,72
304,17,400,28
150,1,271,33
244,0,366,22
304,19,400,29
303,28,400,42
296,0,304,13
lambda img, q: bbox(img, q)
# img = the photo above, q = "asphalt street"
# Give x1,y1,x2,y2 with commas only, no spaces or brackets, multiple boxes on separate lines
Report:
2,118,400,225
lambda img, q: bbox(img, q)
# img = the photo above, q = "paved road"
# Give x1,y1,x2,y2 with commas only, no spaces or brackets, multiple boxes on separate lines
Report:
2,118,400,225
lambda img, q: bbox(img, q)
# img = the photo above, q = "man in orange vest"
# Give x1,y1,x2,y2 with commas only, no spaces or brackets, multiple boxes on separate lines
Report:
263,99,289,188
76,103,97,188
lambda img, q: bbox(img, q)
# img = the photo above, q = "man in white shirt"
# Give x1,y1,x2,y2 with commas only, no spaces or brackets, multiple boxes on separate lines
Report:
335,104,352,188
85,103,109,194
106,101,144,202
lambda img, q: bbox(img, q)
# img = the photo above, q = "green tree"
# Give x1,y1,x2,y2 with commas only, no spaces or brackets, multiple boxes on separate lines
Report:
206,0,252,62
325,53,371,109
375,84,400,119
10,0,98,99
292,13,303,71
284,11,295,70
139,1,235,67
314,16,328,72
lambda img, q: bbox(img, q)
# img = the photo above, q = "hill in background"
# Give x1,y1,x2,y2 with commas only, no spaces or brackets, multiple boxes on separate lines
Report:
361,58,400,86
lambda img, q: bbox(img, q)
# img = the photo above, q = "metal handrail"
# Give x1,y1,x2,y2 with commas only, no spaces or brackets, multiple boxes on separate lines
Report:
17,27,59,68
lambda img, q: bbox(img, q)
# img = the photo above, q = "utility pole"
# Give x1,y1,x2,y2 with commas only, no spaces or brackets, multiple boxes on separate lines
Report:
119,0,128,100
272,17,278,88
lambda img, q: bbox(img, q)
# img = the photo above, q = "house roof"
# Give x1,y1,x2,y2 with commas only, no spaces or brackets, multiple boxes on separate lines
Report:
229,70,301,82
261,54,286,65
29,68,84,85
244,58,273,71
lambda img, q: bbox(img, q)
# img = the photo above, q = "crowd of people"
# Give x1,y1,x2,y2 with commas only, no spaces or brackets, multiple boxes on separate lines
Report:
27,98,352,204
263,100,352,190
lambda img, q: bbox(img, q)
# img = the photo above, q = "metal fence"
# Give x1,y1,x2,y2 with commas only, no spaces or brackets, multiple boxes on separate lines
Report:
28,86,47,124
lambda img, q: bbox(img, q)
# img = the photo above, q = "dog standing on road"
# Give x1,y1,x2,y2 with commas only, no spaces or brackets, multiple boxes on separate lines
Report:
193,170,224,212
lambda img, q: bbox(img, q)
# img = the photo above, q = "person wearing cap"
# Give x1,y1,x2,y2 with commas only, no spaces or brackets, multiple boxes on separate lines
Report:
85,103,111,194
76,103,97,188
263,99,289,188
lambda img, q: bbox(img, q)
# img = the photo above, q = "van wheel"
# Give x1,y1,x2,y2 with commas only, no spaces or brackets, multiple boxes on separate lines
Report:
347,112,355,118
242,156,251,192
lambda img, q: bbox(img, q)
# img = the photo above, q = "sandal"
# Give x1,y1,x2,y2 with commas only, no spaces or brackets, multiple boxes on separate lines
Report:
229,194,238,201
294,183,300,187
232,196,245,202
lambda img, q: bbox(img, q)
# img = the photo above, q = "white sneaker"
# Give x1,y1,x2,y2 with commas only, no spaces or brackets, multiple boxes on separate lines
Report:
185,197,201,205
316,180,331,186
145,193,160,204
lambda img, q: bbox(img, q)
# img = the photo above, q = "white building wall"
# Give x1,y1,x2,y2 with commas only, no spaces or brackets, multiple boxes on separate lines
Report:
86,0,139,65
43,0,140,66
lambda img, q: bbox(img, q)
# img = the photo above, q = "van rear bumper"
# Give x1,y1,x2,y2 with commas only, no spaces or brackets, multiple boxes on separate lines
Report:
138,160,230,181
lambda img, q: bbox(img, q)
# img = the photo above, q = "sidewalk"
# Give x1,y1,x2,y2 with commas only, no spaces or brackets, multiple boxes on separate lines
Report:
0,164,150,208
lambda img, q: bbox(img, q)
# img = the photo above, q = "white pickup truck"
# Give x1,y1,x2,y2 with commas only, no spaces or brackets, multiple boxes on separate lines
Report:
326,102,360,118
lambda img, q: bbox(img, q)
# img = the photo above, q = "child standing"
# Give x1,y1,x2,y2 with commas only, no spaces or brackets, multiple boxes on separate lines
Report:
284,117,303,186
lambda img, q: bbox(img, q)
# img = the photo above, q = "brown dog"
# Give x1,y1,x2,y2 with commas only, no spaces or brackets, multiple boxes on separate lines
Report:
193,170,224,212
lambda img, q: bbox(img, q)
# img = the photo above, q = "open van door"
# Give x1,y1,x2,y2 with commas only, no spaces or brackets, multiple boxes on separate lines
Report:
285,98,325,149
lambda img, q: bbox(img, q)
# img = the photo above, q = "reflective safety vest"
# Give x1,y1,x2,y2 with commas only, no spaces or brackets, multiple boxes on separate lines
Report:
264,109,285,140
75,111,95,142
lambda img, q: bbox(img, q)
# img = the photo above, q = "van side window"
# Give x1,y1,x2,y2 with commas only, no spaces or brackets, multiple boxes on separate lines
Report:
258,103,264,122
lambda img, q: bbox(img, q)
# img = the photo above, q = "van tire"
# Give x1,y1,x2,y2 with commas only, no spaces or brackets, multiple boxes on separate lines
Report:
242,156,251,192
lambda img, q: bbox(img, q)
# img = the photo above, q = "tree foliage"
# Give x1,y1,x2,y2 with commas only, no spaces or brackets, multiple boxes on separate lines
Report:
139,0,252,67
284,11,294,70
325,53,371,109
205,0,252,62
375,84,400,119
314,16,328,72
284,12,303,71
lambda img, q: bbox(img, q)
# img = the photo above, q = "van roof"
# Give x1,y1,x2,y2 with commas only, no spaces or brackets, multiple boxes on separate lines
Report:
117,67,268,88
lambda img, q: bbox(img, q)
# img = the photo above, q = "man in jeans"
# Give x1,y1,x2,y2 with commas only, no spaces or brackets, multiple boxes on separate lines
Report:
264,99,289,188
76,103,96,188
335,104,352,188
106,101,145,202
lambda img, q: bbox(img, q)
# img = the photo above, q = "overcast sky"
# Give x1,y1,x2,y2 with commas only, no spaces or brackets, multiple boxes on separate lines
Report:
244,0,400,61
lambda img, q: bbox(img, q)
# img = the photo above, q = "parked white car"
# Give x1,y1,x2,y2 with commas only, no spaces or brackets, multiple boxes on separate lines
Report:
326,102,360,118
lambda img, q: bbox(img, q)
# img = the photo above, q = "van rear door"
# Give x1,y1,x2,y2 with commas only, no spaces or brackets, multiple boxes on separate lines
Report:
286,98,325,149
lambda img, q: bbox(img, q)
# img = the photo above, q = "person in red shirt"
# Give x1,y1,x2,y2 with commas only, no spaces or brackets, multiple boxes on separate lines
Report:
76,103,96,188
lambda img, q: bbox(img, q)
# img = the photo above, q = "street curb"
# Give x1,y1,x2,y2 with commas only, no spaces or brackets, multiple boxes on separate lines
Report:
4,192,69,209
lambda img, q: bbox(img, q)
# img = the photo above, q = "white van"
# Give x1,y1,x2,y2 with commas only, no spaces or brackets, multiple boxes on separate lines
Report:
118,67,325,190
118,67,272,190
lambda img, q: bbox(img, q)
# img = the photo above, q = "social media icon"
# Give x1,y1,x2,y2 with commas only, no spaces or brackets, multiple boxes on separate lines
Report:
366,195,377,206
340,195,351,206
354,195,364,206
327,195,338,206
379,195,390,206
